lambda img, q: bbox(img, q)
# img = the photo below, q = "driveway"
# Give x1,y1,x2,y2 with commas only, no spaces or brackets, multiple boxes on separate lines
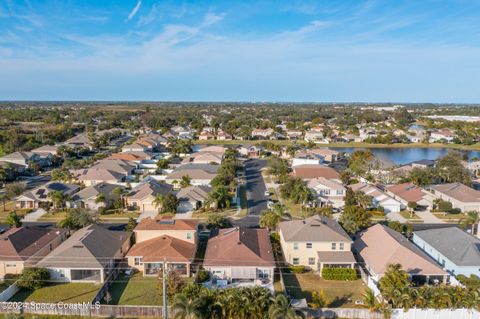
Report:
415,210,445,223
21,208,47,222
235,159,268,227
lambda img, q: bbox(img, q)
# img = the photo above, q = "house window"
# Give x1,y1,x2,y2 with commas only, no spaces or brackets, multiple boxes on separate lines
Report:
134,257,143,266
336,190,343,195
293,243,298,250
187,233,192,240
339,243,344,250
331,243,337,250
308,258,315,265
306,243,312,249
58,269,65,278
292,258,300,265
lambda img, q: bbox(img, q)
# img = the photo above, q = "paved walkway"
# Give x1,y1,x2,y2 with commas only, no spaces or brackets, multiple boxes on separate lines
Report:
415,210,445,223
21,208,47,222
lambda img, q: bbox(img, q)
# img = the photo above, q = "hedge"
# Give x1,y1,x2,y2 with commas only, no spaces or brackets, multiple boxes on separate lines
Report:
321,267,357,280
289,266,306,274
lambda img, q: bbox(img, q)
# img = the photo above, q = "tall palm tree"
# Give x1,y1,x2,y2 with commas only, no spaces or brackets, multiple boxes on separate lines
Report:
268,294,300,319
208,185,231,211
461,211,480,236
153,193,165,212
362,288,377,312
172,294,202,319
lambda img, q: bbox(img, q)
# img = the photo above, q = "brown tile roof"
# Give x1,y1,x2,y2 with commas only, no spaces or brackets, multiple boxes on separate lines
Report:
431,183,480,202
279,215,351,242
203,227,275,267
353,224,446,276
126,180,173,201
126,235,195,263
107,153,144,161
386,182,426,203
135,217,198,231
0,227,67,262
291,164,340,180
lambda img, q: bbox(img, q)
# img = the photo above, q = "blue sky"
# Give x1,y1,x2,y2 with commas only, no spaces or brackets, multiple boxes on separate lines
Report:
0,0,479,102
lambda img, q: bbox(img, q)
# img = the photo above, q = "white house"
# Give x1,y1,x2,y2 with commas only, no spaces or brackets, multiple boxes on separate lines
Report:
351,182,403,213
413,227,480,277
292,152,325,167
307,177,345,208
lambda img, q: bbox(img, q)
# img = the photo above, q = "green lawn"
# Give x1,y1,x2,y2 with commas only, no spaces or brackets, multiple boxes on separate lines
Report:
10,283,101,303
99,212,140,220
282,270,366,308
432,212,466,221
107,273,162,306
399,210,423,222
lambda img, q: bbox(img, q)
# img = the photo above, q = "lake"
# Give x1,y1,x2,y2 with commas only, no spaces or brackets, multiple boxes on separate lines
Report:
326,147,480,166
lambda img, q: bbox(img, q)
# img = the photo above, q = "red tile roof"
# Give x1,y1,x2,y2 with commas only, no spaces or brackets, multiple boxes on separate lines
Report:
126,235,195,263
386,182,426,203
291,164,340,180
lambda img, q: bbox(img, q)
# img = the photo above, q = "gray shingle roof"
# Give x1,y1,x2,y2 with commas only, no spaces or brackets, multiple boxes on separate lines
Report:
414,227,480,266
279,215,351,242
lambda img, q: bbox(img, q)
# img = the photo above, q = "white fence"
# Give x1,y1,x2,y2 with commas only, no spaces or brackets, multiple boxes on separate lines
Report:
0,282,20,302
393,308,480,319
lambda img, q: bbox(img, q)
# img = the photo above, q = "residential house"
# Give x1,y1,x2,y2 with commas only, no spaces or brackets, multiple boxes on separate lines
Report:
64,133,92,149
126,217,198,276
350,182,403,213
107,152,147,163
199,131,215,141
279,216,355,274
307,149,340,163
359,128,378,141
413,227,480,277
203,227,275,289
31,145,59,157
429,129,456,143
0,152,47,169
353,224,448,285
70,168,125,186
197,145,227,155
237,145,263,158
285,129,303,140
430,183,480,212
166,163,219,186
304,130,326,143
216,130,232,140
15,182,80,209
251,128,274,140
292,152,325,167
0,227,68,278
125,179,173,213
182,152,223,165
291,164,340,181
37,224,131,283
177,185,212,212
122,142,149,153
92,158,136,176
386,182,434,210
70,183,122,210
307,177,345,208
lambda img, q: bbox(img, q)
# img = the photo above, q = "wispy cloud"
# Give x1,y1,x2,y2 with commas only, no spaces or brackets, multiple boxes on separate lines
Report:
126,0,142,21
202,12,225,26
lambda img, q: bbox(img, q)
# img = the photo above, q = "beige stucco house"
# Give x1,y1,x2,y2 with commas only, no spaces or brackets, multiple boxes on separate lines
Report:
279,215,355,275
126,217,198,277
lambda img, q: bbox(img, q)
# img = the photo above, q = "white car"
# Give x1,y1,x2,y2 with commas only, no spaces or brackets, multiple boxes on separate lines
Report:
264,191,270,197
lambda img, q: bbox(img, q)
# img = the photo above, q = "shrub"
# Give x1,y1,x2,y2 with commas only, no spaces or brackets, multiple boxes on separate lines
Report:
437,200,453,212
321,267,357,280
457,274,480,289
289,266,306,274
449,208,461,214
196,269,210,283
17,267,50,290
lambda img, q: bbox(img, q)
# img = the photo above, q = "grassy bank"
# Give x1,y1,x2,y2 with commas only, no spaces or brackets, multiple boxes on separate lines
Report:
194,140,480,151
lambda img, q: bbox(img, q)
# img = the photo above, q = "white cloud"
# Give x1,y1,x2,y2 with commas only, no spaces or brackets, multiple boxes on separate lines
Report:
202,12,225,26
127,0,142,21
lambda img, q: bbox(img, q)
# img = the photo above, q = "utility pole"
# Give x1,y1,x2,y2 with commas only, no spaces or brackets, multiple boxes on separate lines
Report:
163,257,168,319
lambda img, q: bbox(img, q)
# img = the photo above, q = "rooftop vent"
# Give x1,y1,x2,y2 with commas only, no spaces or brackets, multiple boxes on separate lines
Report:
158,220,175,225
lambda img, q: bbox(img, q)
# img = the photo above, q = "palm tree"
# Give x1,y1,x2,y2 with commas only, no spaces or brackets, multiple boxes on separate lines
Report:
208,185,231,211
260,210,281,231
47,191,70,210
268,294,300,319
362,288,377,312
461,211,480,236
153,193,165,212
180,175,192,188
171,294,202,319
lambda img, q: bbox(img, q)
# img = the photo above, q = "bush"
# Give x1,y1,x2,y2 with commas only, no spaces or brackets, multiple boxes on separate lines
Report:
97,206,108,215
17,267,50,290
321,267,357,280
289,266,306,274
437,200,453,212
457,274,480,289
195,269,210,283
449,208,461,214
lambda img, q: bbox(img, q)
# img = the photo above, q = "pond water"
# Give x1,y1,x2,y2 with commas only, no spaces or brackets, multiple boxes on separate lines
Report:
326,147,480,166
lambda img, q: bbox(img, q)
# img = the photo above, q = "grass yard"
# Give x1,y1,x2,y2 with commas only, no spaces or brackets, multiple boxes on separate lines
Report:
399,210,423,222
10,283,101,303
99,211,140,220
36,211,67,221
107,273,162,306
282,270,366,308
432,212,466,222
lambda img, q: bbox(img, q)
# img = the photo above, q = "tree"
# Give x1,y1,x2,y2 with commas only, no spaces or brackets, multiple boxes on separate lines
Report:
339,205,370,235
95,193,106,204
309,290,327,308
0,168,6,187
461,211,480,236
17,267,50,290
158,269,185,299
6,211,22,228
179,175,192,188
208,185,231,210
57,208,95,230
408,167,434,186
126,217,136,232
435,153,472,185
160,193,179,214
379,264,410,304
172,293,203,319
5,182,25,200
268,294,300,319
205,213,232,229
48,190,70,209
362,288,378,312
259,210,281,231
407,201,417,218
348,150,379,177
156,158,169,170
268,157,289,182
